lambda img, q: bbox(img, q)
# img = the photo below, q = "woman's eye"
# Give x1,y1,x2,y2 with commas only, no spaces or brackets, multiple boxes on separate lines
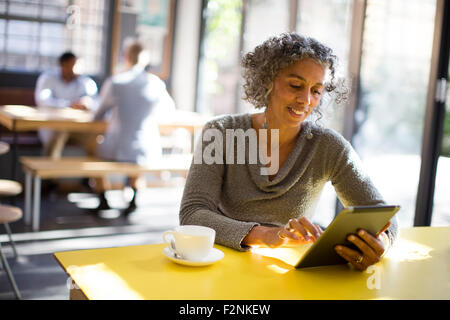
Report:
313,90,322,96
290,84,302,89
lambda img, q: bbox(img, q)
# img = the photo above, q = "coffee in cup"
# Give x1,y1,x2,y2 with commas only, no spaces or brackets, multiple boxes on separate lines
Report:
162,225,216,261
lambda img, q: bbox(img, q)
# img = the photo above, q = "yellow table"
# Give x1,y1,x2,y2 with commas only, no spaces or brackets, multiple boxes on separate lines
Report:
54,227,450,300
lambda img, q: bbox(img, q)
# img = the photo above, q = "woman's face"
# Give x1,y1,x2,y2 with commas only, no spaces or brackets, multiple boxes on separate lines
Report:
267,58,326,129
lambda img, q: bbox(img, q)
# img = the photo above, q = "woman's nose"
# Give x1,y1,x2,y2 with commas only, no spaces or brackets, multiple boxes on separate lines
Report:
296,89,311,106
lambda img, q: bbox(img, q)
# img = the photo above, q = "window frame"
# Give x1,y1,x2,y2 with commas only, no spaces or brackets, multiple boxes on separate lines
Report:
0,0,115,88
414,0,450,226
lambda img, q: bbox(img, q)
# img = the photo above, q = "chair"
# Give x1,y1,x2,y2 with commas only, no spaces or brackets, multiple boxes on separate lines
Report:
0,204,22,299
0,142,9,155
0,142,22,258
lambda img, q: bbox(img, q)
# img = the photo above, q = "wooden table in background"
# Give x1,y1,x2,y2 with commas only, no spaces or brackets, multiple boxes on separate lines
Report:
54,227,450,300
0,105,207,138
0,105,107,133
0,105,208,179
0,105,107,180
157,110,208,135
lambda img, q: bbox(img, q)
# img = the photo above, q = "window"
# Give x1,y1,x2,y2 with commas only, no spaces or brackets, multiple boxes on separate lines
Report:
238,0,291,114
0,0,111,76
197,0,293,116
296,0,353,133
196,0,243,116
117,0,175,81
296,0,354,228
194,0,448,228
353,0,437,227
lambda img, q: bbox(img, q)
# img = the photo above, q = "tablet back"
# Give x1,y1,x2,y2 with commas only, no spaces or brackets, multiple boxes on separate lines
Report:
295,205,400,268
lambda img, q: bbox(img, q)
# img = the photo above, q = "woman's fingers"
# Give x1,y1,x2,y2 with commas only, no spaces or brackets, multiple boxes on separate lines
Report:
276,226,318,247
315,225,323,237
347,234,380,264
335,245,366,271
357,229,385,257
298,217,322,240
331,226,388,272
286,217,323,242
288,219,312,241
278,227,299,241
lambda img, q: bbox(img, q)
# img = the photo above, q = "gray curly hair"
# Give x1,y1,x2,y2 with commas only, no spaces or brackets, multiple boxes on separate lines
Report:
241,32,348,111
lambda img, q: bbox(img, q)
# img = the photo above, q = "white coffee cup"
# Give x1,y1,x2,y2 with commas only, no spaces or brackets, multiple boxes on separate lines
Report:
162,225,216,261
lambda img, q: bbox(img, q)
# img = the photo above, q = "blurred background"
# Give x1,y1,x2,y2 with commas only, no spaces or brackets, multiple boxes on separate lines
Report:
0,0,449,299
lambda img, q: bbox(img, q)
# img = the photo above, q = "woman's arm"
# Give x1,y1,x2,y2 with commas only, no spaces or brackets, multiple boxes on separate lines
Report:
180,162,260,251
328,134,398,270
179,121,261,251
329,135,399,244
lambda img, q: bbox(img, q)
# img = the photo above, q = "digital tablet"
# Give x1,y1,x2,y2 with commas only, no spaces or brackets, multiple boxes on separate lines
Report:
295,205,400,269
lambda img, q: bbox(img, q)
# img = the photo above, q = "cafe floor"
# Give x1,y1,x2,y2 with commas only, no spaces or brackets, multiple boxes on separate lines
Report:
0,184,183,300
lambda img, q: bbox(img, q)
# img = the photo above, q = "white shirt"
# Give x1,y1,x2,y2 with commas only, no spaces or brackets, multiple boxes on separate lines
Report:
34,70,98,147
94,66,176,165
34,70,98,109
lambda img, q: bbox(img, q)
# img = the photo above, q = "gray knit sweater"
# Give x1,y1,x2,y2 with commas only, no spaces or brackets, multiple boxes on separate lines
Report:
179,113,398,251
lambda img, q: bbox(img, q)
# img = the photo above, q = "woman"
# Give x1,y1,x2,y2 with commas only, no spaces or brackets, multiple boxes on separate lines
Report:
180,33,398,271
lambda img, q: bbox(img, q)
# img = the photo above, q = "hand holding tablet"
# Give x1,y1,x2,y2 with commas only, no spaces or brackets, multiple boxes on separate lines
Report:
293,205,400,269
334,221,391,271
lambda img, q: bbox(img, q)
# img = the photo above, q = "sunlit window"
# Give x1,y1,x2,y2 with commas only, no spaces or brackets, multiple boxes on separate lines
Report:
195,0,446,228
0,0,110,75
353,0,437,227
238,0,291,114
196,0,243,116
296,0,353,133
296,0,354,228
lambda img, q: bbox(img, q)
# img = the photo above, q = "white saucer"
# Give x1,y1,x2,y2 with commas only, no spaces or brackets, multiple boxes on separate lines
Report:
162,247,224,267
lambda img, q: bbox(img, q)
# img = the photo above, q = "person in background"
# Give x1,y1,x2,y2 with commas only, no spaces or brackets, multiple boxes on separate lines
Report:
93,39,176,215
34,51,98,158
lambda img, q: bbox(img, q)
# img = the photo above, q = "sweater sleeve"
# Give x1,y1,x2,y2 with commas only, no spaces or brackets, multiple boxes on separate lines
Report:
328,132,399,244
179,119,260,251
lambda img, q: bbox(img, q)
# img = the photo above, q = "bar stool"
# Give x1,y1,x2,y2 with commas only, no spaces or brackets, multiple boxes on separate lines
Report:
0,141,9,155
0,142,22,258
0,204,22,299
0,180,22,258
0,180,22,197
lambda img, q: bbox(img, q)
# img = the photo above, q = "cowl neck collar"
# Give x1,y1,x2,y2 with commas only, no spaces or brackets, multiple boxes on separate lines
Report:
243,113,314,193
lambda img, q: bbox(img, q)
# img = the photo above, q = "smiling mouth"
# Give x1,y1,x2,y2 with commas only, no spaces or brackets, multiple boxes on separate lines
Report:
287,106,309,117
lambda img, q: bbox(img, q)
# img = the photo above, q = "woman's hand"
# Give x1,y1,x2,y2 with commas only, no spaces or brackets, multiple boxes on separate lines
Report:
242,217,323,248
334,222,391,271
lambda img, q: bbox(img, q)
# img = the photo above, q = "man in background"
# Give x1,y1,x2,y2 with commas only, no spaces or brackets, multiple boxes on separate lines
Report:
92,39,176,215
34,51,98,158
